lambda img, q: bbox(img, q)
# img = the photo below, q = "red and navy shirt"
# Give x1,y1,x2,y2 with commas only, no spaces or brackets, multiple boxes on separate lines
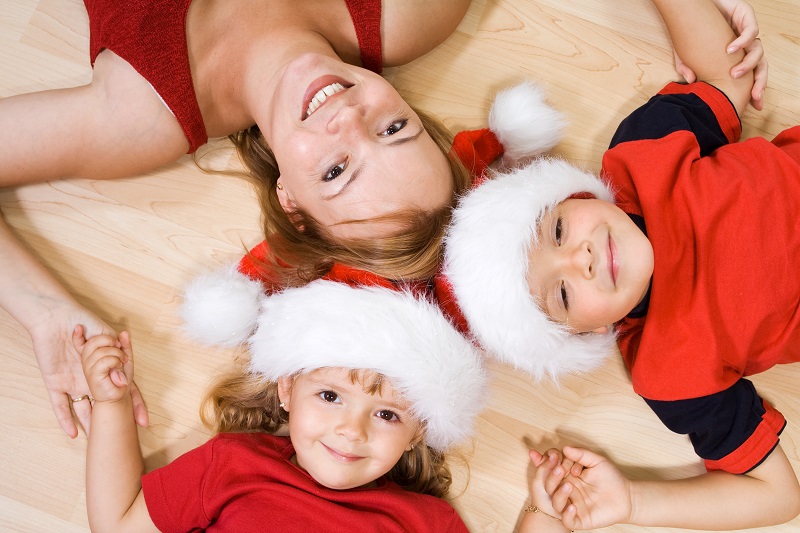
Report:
604,81,800,474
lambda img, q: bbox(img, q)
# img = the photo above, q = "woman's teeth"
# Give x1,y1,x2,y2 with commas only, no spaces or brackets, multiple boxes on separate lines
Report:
307,83,346,117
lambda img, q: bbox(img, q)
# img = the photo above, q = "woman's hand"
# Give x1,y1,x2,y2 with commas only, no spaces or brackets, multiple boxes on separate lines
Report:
28,303,148,437
673,0,767,109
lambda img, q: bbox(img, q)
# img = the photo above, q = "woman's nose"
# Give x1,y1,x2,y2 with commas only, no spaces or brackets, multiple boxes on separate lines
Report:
326,103,367,136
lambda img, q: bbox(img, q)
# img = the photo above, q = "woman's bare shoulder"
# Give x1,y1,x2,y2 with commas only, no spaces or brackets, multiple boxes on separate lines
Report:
381,0,471,66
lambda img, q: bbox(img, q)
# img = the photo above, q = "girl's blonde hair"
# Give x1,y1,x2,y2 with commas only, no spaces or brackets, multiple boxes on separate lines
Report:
201,366,453,498
228,109,471,289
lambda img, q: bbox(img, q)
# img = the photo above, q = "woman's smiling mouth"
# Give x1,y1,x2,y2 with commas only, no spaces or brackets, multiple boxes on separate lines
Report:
302,77,351,119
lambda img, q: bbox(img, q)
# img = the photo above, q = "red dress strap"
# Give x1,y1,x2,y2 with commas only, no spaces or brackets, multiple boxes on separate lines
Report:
344,0,383,73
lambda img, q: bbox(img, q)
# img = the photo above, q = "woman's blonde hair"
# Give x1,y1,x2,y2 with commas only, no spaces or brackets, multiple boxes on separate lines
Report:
228,109,470,289
201,366,453,498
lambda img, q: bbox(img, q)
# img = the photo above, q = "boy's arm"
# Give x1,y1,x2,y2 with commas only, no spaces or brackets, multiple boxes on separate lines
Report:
654,0,754,116
555,444,800,530
78,330,159,533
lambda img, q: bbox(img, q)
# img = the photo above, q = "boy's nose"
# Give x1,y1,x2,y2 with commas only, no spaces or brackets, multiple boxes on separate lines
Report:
568,242,594,279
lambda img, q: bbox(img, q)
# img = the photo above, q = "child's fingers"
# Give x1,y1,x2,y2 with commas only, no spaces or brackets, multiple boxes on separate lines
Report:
81,334,121,363
529,449,545,467
550,480,573,513
563,445,605,469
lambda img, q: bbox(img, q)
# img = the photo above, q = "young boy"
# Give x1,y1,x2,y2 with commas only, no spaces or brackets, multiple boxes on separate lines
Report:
440,0,800,528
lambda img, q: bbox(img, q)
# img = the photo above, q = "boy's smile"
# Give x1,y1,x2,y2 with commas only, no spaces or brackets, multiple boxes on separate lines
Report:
525,198,654,333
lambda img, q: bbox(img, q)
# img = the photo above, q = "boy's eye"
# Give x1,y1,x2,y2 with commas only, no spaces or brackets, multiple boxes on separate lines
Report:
555,217,563,245
377,410,399,421
560,280,569,311
320,390,340,403
381,119,408,136
324,162,346,182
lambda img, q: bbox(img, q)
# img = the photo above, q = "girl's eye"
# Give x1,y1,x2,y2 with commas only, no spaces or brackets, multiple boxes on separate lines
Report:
377,410,399,422
381,119,408,136
560,280,569,311
555,217,563,245
320,391,340,403
324,162,346,182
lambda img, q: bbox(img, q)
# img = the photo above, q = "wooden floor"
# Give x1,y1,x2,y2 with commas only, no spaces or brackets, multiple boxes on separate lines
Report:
2,0,800,531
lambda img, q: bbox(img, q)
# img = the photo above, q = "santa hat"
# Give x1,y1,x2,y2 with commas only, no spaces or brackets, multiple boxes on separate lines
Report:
440,158,619,380
247,280,487,451
451,80,567,182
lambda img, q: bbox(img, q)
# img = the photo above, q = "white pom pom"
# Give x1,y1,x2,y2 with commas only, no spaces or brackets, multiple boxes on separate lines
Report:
489,81,567,163
181,264,265,347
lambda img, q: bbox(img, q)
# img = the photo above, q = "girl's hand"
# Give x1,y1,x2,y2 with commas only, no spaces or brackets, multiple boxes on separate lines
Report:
673,0,767,110
74,327,134,404
529,448,569,518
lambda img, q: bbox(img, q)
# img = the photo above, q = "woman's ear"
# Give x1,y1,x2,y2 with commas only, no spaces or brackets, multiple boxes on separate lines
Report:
276,180,297,214
277,376,294,411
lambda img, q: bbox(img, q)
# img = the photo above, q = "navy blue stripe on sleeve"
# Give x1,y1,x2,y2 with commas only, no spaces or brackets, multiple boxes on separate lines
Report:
609,90,729,157
643,378,765,463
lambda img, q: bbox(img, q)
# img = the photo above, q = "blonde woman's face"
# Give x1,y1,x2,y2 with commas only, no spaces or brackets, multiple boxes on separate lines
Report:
262,54,452,239
278,368,420,490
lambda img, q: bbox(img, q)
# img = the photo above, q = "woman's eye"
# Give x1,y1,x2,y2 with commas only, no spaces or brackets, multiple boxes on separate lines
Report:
320,391,339,403
381,119,408,136
555,217,563,245
560,281,569,311
324,162,346,182
377,410,398,422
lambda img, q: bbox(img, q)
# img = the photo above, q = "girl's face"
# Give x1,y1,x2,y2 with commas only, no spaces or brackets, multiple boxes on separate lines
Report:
525,198,654,333
261,53,453,240
278,367,420,490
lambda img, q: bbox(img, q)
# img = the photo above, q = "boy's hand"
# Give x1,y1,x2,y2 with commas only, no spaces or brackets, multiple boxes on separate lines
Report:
74,327,134,404
549,446,634,530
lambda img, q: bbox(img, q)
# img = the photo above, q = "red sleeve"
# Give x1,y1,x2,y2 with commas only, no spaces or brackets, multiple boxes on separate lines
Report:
141,438,218,532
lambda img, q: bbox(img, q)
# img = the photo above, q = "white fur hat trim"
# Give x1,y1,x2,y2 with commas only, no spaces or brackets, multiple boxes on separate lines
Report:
443,158,618,379
489,81,567,164
249,280,487,451
181,264,265,347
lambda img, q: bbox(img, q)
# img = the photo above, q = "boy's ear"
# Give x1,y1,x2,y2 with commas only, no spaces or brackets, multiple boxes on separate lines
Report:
277,376,294,411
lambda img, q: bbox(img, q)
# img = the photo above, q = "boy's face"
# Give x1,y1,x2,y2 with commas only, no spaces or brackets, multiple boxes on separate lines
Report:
278,367,420,490
525,198,653,334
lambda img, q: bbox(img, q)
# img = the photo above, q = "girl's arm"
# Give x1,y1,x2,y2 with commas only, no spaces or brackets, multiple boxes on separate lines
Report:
654,0,754,116
0,213,149,436
77,329,159,533
553,445,800,530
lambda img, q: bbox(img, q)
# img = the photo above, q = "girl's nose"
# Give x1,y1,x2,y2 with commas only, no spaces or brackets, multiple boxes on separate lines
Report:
335,411,369,441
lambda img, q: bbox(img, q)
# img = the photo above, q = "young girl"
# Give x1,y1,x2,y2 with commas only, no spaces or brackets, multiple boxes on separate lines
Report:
437,0,800,529
77,280,496,532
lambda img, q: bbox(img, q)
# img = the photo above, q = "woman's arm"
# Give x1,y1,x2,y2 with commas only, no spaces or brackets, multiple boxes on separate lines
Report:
77,329,159,533
0,212,149,436
553,445,800,530
654,0,754,116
